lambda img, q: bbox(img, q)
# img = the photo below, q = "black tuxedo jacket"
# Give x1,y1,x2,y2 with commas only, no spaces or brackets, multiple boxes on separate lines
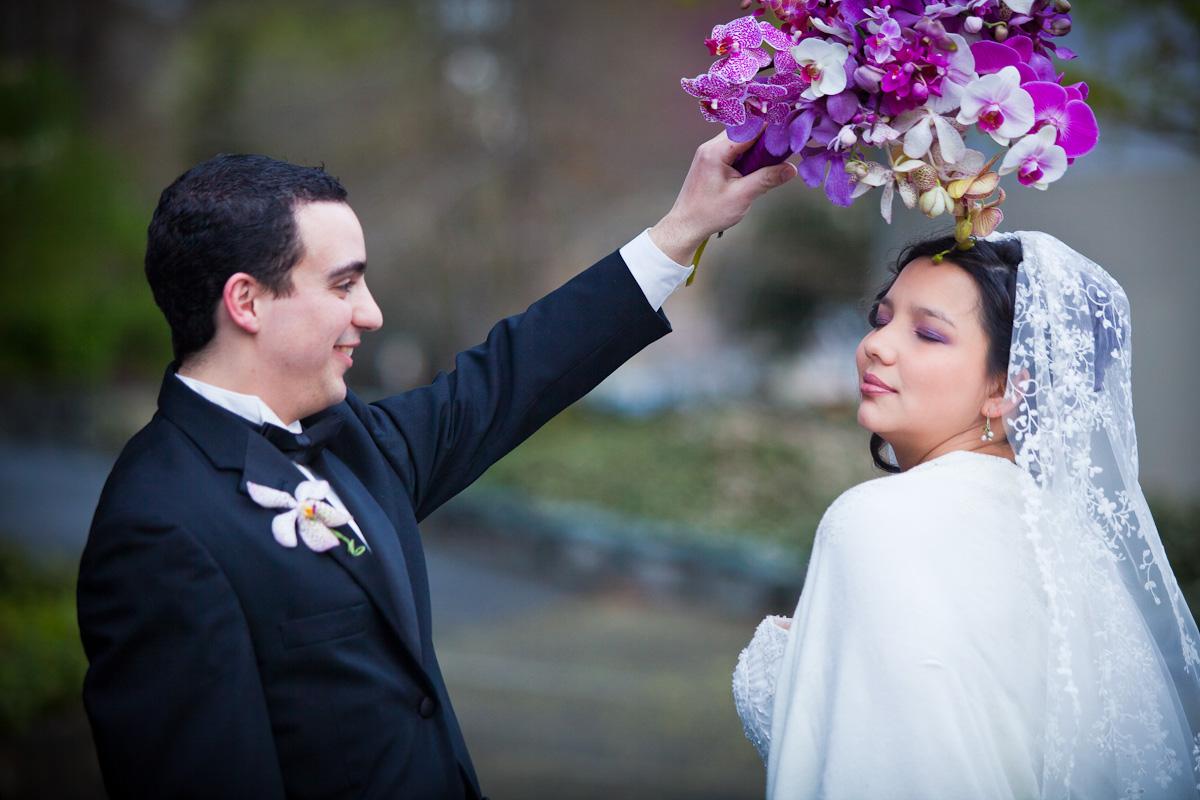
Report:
78,252,671,799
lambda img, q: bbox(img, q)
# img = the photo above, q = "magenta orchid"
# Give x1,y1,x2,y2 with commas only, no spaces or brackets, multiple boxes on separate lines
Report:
680,0,1098,256
1023,80,1098,158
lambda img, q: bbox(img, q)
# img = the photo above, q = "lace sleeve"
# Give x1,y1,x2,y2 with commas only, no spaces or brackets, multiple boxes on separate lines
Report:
732,615,791,764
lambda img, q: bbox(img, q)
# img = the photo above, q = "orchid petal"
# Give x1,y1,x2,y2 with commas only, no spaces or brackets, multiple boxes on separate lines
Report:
1015,63,1040,84
971,41,1020,75
1060,100,1099,158
247,481,297,510
789,111,816,152
797,151,829,188
931,114,965,163
1024,81,1067,118
294,480,331,502
764,121,792,156
851,179,874,200
824,158,855,206
892,109,923,134
726,115,765,144
880,180,895,224
298,516,341,553
902,120,934,159
272,510,299,547
314,503,352,529
1005,35,1034,64
826,90,859,124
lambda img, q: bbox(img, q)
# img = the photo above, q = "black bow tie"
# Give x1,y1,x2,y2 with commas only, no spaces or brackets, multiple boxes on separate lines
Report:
260,415,344,465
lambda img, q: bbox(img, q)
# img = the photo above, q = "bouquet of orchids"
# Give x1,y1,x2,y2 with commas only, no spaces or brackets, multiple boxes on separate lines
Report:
682,0,1098,254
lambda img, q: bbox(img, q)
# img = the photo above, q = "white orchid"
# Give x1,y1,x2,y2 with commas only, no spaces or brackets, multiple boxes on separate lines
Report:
847,151,928,224
791,38,850,100
893,107,966,163
956,66,1035,146
1000,125,1068,190
246,479,363,556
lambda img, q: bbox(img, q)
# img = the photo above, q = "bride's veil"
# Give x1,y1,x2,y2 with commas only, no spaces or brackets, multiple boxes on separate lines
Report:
988,230,1200,799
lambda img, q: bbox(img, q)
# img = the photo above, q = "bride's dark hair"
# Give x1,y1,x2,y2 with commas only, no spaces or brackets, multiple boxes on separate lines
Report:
867,234,1023,473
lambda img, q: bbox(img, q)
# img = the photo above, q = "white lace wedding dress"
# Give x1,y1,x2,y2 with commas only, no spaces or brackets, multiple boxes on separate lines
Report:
734,449,1050,799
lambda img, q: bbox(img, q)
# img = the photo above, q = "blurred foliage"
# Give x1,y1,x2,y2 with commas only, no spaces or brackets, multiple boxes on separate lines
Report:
481,405,879,552
0,63,168,383
1067,0,1199,148
718,196,878,352
483,409,1200,589
0,546,86,738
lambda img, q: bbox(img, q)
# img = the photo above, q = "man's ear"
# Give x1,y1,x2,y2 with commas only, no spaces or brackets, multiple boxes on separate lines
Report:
221,272,265,334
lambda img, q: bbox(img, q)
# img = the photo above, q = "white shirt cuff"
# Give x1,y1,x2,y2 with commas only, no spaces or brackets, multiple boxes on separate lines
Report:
619,229,695,311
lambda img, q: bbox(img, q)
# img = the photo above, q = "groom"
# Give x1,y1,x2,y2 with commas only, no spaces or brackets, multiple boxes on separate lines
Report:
77,133,796,800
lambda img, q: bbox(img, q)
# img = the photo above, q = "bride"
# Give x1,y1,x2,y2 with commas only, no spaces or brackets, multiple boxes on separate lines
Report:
733,230,1200,799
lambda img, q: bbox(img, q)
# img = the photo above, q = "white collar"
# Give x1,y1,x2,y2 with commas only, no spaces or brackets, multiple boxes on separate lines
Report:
175,373,303,433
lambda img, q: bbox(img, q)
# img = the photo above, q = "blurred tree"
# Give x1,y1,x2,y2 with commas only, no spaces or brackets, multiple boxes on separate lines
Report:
0,63,168,382
711,194,878,353
1068,0,1199,149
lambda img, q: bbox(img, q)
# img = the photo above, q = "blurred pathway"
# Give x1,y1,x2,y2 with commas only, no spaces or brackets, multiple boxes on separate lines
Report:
1,440,770,799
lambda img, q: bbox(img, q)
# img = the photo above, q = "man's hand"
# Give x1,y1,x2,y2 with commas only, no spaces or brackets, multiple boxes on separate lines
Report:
648,130,798,266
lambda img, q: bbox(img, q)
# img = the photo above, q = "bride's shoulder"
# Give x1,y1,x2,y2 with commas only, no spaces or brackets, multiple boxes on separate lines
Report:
817,451,1024,542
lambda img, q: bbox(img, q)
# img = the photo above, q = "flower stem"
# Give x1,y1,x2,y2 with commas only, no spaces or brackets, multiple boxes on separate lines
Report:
686,235,711,287
332,529,366,557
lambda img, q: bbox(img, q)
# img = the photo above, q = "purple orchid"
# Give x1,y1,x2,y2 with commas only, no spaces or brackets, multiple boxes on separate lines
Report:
1023,80,1098,158
928,34,978,114
684,0,1096,244
681,73,751,127
798,147,854,206
706,16,772,83
956,66,1034,145
864,15,905,65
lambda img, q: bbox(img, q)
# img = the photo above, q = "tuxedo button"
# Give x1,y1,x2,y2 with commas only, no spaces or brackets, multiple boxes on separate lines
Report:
418,696,436,718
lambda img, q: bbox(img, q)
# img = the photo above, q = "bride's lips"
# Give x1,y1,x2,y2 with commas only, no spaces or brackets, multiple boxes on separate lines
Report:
860,372,897,396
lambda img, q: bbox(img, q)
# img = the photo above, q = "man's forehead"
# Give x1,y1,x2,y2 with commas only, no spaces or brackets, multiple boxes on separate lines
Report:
294,200,366,263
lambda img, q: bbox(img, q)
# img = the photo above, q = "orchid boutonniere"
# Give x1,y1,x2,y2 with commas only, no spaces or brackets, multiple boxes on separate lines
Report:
246,479,366,557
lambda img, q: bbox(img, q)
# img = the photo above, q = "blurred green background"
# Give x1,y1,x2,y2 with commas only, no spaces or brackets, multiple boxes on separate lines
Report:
1,0,1197,797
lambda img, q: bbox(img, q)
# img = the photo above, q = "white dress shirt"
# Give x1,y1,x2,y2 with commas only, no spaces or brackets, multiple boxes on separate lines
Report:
176,231,691,550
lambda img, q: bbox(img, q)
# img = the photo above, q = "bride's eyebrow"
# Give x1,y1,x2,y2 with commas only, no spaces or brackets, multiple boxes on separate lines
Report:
877,297,957,328
914,305,956,328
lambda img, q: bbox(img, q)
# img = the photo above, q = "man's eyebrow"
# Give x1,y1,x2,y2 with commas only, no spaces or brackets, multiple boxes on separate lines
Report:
877,297,957,328
326,261,366,282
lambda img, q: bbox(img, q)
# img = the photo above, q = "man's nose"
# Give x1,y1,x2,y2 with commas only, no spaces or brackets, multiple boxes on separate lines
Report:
354,281,384,331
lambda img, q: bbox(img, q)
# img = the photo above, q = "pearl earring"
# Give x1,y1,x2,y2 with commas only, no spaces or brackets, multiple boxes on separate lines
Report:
981,417,995,442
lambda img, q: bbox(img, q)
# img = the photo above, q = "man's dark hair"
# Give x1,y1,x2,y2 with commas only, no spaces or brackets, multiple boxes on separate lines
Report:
865,234,1023,473
144,154,348,361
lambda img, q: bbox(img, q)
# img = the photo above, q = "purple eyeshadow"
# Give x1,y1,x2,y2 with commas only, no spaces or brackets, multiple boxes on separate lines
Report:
918,328,947,343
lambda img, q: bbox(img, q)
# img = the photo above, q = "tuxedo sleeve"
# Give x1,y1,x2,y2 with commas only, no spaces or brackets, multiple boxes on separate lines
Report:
77,516,286,800
362,250,672,520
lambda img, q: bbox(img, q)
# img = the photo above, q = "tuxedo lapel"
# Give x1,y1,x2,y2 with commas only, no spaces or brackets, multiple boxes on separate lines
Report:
316,450,424,662
160,369,426,667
